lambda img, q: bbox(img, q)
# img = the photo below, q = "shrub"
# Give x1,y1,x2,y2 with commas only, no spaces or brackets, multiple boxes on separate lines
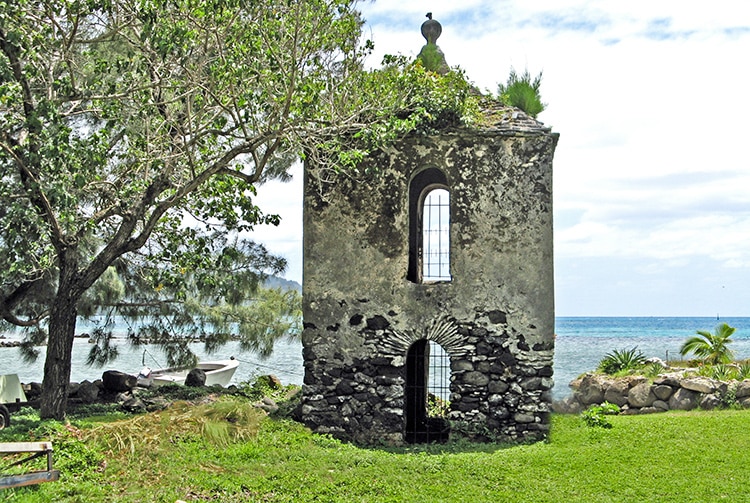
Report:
598,347,646,375
235,375,298,402
497,68,546,118
581,402,620,428
722,385,739,409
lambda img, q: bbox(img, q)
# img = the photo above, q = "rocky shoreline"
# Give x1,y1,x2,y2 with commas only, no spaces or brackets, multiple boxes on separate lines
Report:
17,370,290,416
553,369,750,414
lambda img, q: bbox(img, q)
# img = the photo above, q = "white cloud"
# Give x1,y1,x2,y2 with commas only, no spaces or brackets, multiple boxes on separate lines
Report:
250,164,304,283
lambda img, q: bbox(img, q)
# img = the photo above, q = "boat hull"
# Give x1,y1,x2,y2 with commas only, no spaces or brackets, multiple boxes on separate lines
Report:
139,359,239,387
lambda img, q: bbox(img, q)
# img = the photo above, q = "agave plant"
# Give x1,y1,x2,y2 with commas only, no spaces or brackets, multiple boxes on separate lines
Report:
679,323,736,365
598,347,646,375
644,361,665,378
737,362,750,380
710,363,737,381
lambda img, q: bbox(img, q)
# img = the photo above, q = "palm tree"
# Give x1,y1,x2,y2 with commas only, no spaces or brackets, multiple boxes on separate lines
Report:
679,323,736,365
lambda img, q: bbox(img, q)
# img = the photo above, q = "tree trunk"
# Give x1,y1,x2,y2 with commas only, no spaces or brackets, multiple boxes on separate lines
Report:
40,287,80,420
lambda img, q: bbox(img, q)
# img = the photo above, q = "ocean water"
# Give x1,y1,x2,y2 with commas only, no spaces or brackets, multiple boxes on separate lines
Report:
2,317,749,400
553,317,750,399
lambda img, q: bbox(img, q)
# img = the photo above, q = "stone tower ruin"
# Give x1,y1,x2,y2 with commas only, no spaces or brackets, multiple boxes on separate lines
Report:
300,17,558,445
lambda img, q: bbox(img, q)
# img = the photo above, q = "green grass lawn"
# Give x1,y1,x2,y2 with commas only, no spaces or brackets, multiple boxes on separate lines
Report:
3,404,750,502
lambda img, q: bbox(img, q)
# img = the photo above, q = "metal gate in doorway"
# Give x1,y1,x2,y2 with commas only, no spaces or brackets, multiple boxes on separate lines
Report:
405,339,451,443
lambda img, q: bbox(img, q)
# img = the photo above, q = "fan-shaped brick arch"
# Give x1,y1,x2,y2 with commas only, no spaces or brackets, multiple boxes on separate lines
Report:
378,317,471,361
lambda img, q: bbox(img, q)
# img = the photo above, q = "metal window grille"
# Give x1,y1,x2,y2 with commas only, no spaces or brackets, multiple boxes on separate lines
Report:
422,189,450,281
427,341,450,417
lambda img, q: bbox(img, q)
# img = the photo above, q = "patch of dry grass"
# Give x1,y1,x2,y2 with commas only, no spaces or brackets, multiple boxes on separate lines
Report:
84,398,264,454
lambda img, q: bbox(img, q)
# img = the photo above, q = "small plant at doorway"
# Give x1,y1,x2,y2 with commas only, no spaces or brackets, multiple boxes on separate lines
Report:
598,347,646,375
427,393,450,418
581,402,620,429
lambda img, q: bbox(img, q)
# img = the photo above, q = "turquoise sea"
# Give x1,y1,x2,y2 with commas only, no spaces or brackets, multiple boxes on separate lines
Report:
2,317,750,400
553,317,750,399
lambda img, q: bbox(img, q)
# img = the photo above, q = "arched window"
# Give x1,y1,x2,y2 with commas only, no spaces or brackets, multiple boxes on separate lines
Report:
408,168,451,283
422,188,451,282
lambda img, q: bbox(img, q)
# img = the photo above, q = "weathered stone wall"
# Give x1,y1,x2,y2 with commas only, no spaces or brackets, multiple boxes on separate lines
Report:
302,126,558,444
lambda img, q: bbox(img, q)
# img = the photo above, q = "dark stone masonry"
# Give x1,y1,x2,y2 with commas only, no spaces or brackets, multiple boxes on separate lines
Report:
301,117,559,444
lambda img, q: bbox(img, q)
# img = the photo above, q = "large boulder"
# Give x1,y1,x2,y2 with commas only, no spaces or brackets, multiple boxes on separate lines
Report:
735,380,750,399
255,397,279,414
121,397,146,413
576,374,606,406
185,368,206,387
265,374,283,389
67,382,80,397
668,388,700,411
653,400,669,411
25,382,43,400
628,382,656,408
145,396,170,412
681,377,718,394
77,380,101,403
604,380,629,407
699,393,722,410
551,395,583,414
654,373,684,388
653,384,674,401
102,370,137,392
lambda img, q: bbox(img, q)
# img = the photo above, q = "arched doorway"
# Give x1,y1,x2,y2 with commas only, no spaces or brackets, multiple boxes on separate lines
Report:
405,339,451,443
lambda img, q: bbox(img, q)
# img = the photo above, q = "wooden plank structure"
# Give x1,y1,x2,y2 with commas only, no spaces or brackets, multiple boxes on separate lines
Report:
0,442,60,489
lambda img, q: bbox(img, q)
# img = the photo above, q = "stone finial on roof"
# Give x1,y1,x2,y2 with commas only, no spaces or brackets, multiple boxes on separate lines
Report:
421,12,442,44
417,13,449,75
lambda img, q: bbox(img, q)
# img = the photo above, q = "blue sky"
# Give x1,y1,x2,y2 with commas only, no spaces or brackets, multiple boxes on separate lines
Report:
252,1,750,317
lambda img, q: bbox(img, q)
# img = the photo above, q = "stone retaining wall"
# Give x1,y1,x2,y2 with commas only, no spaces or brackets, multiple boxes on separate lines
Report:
554,372,750,414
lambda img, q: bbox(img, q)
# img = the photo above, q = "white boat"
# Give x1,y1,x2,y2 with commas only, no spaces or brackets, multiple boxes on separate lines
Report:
137,358,239,387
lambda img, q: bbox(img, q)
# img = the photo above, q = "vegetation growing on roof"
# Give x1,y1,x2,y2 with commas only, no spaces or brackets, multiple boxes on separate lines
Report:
497,68,547,118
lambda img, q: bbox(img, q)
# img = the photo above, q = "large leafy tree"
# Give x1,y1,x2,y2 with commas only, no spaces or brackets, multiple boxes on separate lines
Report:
0,0,476,419
679,323,736,365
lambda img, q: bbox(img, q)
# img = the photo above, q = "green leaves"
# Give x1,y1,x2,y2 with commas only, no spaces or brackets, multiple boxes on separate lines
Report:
309,57,479,178
497,68,546,118
581,402,620,428
0,0,481,418
597,347,646,375
679,323,736,364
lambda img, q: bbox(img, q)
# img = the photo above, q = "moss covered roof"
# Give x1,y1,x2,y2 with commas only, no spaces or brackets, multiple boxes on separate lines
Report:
475,97,553,134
